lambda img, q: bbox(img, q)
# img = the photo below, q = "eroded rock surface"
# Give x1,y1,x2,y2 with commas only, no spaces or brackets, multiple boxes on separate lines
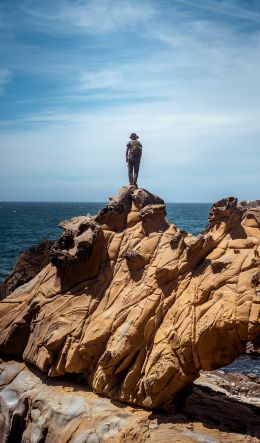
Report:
0,186,259,409
0,240,54,300
0,359,259,442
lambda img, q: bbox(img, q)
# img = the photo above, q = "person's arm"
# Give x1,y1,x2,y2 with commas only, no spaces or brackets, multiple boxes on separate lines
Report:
126,144,130,162
139,142,142,158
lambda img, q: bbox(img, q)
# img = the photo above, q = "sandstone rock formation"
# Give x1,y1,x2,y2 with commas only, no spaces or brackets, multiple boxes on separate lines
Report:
0,358,259,442
0,186,259,409
0,240,54,300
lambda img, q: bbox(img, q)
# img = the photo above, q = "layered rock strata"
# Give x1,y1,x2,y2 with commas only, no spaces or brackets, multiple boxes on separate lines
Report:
0,186,259,409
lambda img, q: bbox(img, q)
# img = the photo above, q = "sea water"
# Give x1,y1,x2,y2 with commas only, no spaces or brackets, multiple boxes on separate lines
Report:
0,201,211,281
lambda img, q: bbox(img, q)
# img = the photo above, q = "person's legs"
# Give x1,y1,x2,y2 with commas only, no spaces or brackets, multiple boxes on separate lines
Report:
133,156,141,185
128,159,134,184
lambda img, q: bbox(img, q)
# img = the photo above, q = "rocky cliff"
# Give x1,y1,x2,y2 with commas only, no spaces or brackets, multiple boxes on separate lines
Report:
0,186,259,411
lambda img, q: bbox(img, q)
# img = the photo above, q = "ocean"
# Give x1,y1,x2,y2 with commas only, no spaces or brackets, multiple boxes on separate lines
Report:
0,201,211,282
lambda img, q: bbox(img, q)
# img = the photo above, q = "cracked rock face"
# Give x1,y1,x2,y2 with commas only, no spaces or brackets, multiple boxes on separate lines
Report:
0,186,259,408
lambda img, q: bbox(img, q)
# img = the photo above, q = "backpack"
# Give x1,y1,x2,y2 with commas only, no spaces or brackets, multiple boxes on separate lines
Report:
130,140,142,156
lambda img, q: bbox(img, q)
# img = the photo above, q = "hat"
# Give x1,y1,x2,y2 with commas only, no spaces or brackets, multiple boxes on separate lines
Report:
130,133,139,139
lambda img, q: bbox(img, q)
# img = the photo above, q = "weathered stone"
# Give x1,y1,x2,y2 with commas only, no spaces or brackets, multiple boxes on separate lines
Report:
0,359,259,442
0,187,259,410
0,240,54,300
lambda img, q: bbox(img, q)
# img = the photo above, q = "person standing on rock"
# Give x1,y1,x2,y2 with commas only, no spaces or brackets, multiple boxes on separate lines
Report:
126,133,142,186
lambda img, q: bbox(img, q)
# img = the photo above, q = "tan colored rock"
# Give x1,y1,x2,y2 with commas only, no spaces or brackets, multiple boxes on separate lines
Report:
0,359,259,442
0,186,259,409
0,240,54,300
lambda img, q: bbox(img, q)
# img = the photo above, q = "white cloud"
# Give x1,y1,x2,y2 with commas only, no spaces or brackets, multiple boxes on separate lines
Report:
20,0,155,35
150,18,260,77
79,68,121,90
0,69,12,94
3,104,259,135
1,101,259,202
174,0,260,23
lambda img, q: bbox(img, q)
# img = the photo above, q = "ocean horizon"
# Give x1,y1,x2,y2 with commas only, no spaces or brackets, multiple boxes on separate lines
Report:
0,200,213,203
0,201,212,282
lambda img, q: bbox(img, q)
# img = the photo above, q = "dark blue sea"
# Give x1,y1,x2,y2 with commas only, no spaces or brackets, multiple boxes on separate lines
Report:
0,202,211,282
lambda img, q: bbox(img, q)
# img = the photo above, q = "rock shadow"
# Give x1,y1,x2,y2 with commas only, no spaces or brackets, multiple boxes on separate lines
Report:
150,384,260,439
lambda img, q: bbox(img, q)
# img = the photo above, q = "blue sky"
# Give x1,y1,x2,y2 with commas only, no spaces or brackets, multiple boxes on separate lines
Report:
0,0,259,202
